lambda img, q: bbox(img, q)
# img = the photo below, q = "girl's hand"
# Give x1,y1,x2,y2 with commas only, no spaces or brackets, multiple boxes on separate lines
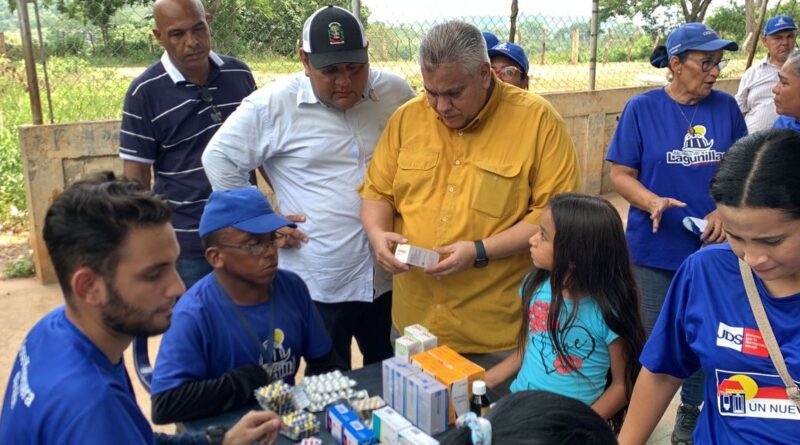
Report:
649,197,687,233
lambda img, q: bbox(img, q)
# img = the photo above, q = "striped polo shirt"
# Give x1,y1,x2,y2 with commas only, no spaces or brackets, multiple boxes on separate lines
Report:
119,52,256,258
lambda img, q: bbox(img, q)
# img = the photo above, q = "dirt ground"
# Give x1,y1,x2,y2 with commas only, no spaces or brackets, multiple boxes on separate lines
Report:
0,233,32,280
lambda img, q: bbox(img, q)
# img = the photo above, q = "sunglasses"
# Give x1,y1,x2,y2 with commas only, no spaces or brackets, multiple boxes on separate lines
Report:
198,86,223,124
493,65,524,81
685,57,730,72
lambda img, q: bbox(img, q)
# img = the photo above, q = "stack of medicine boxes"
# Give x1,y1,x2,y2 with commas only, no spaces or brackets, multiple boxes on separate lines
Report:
381,324,485,442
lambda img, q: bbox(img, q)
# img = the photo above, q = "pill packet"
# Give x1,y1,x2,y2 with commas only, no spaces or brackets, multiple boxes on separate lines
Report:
301,371,358,413
350,395,386,425
280,410,320,441
254,381,297,415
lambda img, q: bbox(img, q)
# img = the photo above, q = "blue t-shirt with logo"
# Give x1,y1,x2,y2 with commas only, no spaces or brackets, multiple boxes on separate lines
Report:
606,88,747,270
641,243,800,443
510,277,619,405
151,270,332,395
0,308,155,444
773,115,800,132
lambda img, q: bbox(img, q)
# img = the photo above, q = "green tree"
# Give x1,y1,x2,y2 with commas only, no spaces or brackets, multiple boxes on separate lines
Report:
601,0,717,24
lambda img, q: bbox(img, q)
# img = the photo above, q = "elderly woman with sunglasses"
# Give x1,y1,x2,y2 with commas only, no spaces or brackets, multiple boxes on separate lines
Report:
605,23,747,445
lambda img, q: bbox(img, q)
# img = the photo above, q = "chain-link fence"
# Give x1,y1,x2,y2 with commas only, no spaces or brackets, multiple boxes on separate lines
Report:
1,0,757,124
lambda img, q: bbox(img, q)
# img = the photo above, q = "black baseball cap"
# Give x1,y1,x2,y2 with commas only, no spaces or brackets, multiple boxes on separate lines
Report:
301,5,368,68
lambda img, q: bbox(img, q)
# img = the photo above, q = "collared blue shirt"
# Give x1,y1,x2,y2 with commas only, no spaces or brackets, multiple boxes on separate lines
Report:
119,52,256,258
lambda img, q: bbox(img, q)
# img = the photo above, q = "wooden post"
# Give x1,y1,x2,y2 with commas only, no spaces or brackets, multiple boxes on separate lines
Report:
604,29,613,63
17,0,43,125
627,28,639,62
0,32,7,57
540,29,547,65
571,28,580,65
509,0,518,43
746,0,769,69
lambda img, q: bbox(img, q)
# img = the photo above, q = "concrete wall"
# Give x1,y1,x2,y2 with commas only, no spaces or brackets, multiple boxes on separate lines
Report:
20,79,741,284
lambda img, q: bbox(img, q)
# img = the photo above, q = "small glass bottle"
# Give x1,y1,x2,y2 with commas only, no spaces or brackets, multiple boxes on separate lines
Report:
470,380,491,417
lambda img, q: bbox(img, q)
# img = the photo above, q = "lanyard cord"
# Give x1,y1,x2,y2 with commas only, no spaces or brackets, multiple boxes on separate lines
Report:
213,273,276,380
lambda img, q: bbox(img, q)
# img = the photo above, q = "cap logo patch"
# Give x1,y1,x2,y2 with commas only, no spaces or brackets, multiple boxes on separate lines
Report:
328,22,345,45
778,18,787,25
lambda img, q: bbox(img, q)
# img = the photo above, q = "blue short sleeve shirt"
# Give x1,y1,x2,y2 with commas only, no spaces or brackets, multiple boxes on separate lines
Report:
151,270,332,395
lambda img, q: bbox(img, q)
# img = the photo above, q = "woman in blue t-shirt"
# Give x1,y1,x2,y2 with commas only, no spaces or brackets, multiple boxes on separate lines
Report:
621,129,800,445
773,51,800,131
606,22,747,443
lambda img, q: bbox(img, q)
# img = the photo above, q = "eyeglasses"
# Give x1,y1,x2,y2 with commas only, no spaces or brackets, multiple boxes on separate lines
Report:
198,86,223,124
215,233,284,256
685,57,730,72
493,65,523,81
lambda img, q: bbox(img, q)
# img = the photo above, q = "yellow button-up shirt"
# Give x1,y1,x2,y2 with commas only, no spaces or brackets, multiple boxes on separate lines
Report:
360,79,581,353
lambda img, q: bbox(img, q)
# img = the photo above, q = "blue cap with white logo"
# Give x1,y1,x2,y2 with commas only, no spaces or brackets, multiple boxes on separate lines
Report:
651,23,738,68
482,32,499,49
764,15,798,36
488,42,529,77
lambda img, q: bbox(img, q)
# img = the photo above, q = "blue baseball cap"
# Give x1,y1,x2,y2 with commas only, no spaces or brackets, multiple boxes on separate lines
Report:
488,42,529,77
199,187,295,238
652,23,738,67
482,32,499,49
765,15,798,36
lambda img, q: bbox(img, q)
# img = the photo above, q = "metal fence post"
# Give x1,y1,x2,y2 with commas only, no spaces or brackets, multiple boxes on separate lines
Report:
16,0,43,125
589,0,599,90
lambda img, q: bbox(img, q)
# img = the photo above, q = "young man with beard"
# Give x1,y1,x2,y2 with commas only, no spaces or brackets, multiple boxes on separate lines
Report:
0,173,281,445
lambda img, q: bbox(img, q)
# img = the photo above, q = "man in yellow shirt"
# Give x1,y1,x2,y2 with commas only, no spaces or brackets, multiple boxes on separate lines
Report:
360,21,581,370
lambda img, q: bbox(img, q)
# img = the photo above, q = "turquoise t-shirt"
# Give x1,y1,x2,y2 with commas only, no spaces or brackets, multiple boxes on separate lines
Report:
510,278,619,405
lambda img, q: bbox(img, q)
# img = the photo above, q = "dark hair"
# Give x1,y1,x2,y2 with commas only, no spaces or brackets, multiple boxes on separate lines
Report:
650,45,690,68
517,193,646,431
711,129,800,218
43,171,173,301
439,390,618,445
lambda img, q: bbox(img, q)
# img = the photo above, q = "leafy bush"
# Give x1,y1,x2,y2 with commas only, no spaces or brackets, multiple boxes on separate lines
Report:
4,253,35,279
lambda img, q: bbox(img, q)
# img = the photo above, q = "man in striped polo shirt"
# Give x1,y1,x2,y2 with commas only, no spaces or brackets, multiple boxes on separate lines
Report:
120,0,256,288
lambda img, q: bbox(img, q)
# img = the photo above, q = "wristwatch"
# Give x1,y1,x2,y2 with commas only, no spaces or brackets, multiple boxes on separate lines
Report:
473,240,489,268
206,425,227,445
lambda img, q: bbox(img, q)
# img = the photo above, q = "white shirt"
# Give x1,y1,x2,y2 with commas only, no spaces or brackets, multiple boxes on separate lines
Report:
203,68,416,303
736,56,781,133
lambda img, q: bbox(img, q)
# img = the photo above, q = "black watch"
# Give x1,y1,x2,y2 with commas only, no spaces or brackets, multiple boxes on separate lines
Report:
473,240,489,268
206,425,227,445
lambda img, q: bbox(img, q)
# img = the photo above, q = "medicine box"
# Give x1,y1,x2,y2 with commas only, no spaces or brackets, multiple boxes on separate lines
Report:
393,363,420,415
398,426,440,445
343,418,378,445
382,358,407,408
405,373,448,436
395,244,439,268
395,336,423,363
410,353,468,424
326,402,357,442
372,406,412,444
404,326,438,352
326,402,377,445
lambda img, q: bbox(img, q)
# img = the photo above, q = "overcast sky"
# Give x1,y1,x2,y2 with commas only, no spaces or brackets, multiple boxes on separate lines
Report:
362,0,593,23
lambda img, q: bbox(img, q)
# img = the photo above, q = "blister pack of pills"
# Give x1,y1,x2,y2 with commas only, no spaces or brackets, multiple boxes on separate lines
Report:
299,370,358,412
254,381,297,415
280,410,320,441
350,395,386,425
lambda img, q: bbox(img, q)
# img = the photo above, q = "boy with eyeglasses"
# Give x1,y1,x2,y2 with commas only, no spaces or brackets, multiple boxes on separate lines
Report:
150,187,342,424
489,42,530,90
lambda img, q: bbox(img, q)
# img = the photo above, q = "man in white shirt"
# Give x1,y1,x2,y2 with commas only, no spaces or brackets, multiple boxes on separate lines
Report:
736,15,798,133
202,5,415,369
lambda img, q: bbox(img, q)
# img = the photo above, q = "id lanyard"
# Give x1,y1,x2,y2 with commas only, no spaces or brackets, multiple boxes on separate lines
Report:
214,273,277,380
